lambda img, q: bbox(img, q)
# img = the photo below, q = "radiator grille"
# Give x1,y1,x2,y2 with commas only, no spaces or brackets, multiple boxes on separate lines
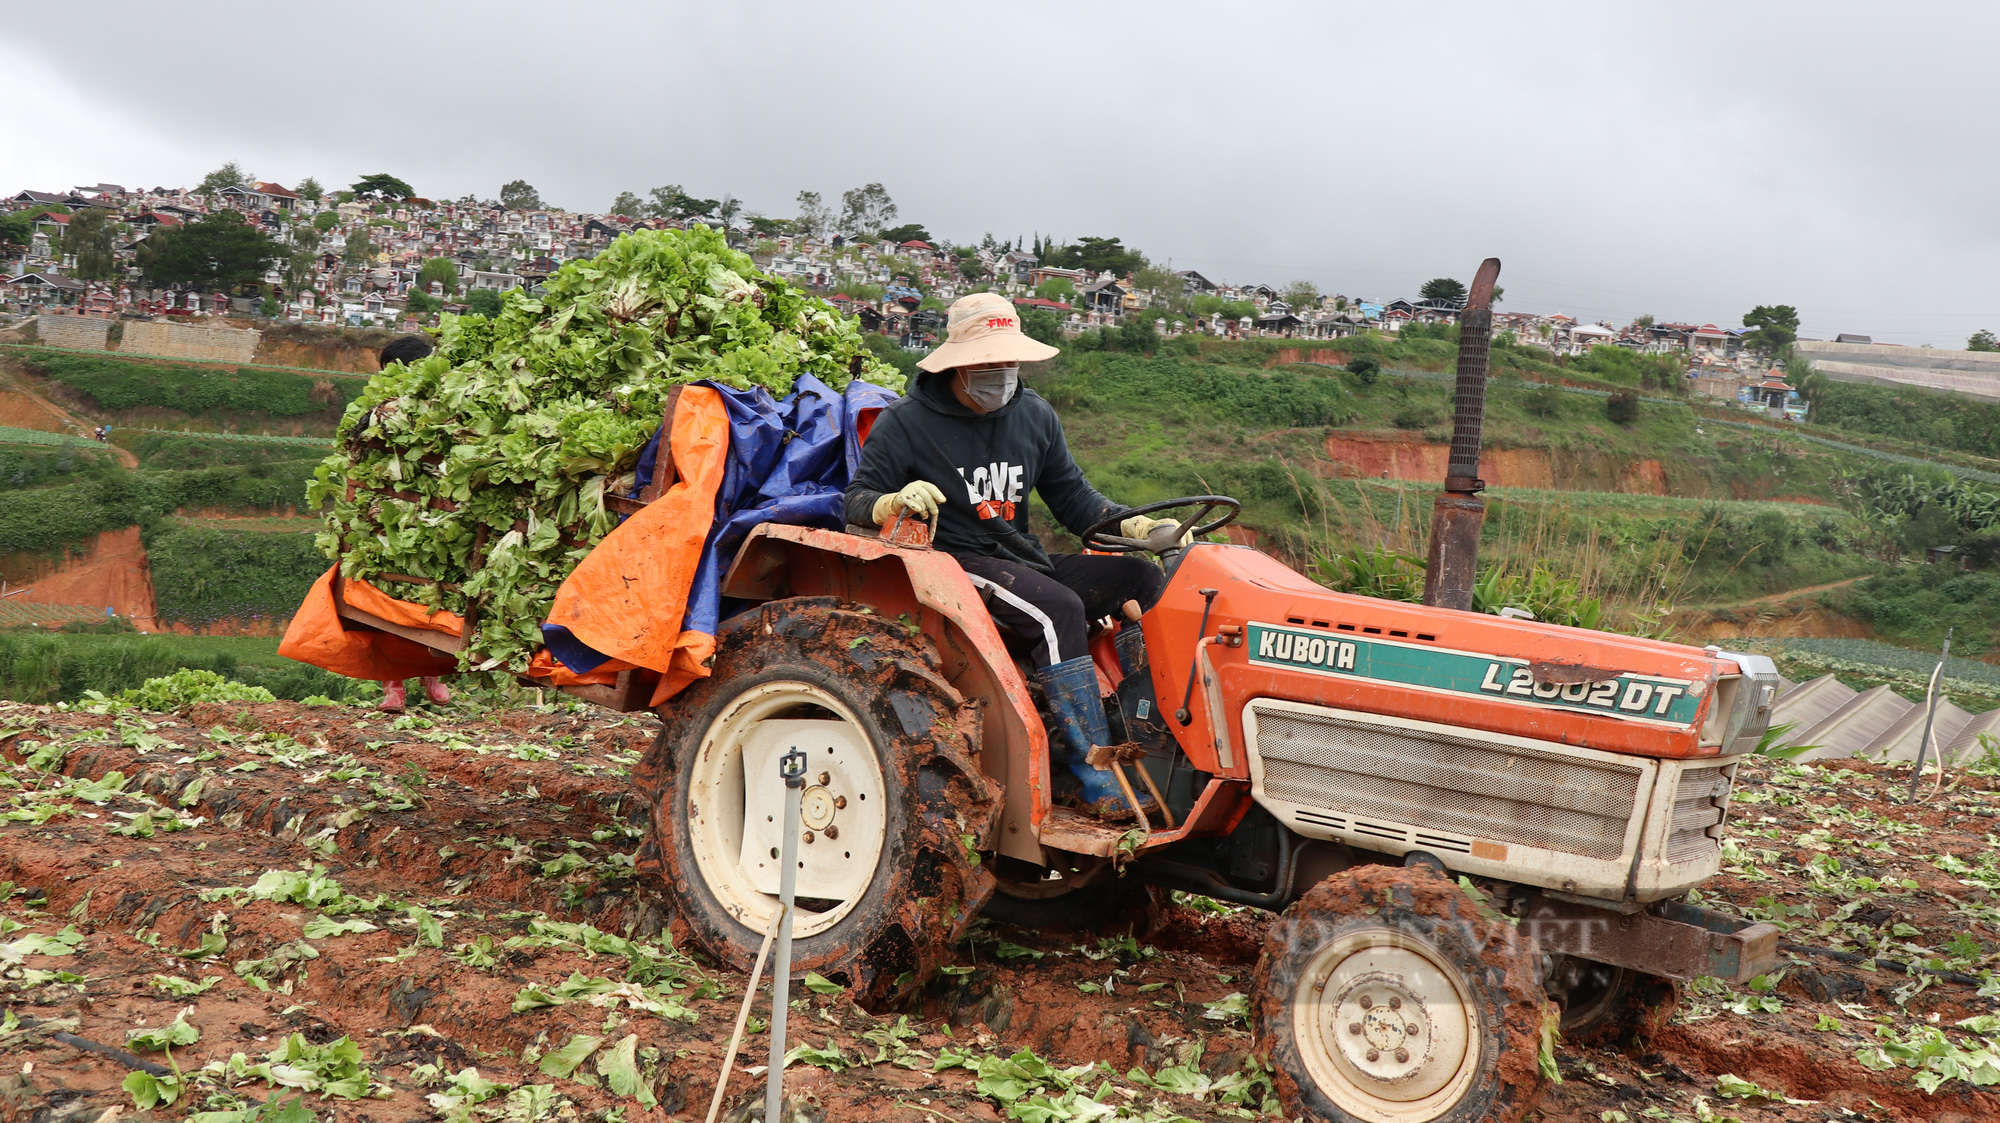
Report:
1665,763,1733,863
1253,704,1643,861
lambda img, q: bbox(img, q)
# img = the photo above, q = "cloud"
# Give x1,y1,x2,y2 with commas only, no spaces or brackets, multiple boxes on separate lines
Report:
6,1,1997,344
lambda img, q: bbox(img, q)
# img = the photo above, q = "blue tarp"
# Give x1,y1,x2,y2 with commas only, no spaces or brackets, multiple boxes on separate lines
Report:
542,376,898,674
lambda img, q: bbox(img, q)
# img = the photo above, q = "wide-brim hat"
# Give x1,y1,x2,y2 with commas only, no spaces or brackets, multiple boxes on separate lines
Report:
916,292,1060,373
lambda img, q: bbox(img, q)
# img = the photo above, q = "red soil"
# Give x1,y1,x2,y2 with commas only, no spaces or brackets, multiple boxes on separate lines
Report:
7,526,156,619
3,705,1995,1122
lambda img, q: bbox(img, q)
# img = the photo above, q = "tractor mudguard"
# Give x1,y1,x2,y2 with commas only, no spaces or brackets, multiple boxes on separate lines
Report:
720,523,1051,864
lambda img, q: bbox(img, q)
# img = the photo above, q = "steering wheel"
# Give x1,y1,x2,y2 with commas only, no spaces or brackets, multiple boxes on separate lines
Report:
1083,495,1241,553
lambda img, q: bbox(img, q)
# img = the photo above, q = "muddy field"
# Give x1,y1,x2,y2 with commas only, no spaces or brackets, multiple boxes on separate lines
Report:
4,695,2000,1122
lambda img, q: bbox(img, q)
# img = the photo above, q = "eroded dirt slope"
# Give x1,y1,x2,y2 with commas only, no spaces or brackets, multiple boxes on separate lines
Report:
2,699,1998,1123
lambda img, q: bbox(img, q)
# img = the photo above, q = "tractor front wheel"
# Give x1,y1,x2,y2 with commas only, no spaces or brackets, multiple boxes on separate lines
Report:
1254,866,1551,1123
634,598,999,1008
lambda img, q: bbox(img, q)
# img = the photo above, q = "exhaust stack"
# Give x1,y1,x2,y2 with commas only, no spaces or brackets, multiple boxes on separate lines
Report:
1422,257,1502,611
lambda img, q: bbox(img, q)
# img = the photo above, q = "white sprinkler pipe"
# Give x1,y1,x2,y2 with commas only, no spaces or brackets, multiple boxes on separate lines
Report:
765,746,808,1123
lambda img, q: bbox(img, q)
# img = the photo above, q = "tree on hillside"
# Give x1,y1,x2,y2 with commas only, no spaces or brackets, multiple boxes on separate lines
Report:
343,226,375,267
139,211,275,291
838,183,897,238
197,162,251,197
466,288,504,317
792,191,831,239
644,184,682,217
746,214,785,238
417,257,459,296
64,207,119,284
645,185,718,221
1034,277,1076,303
609,190,645,217
294,176,324,203
312,211,340,233
352,173,415,200
716,195,742,228
498,180,541,210
1021,308,1064,347
0,212,30,255
1283,279,1321,311
1784,355,1824,406
1129,263,1184,310
1041,236,1145,277
1420,277,1466,305
281,224,322,294
1969,329,1999,352
1742,304,1800,354
1633,313,1656,330
1192,295,1259,322
880,222,932,245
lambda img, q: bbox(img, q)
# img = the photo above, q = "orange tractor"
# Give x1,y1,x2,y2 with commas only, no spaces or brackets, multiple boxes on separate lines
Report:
624,262,1777,1122
332,261,1780,1122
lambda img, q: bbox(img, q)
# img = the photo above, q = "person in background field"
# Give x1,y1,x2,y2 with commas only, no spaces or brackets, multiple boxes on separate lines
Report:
375,334,453,713
843,293,1181,818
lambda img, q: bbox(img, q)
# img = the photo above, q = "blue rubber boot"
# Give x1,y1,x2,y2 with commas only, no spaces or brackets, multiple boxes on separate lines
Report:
1115,623,1146,678
1036,655,1155,818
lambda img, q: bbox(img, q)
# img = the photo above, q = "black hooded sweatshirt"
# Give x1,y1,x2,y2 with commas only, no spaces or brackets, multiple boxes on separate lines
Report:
843,371,1122,570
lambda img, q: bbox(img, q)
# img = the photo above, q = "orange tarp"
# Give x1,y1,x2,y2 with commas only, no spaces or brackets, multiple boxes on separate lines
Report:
278,568,458,681
546,385,730,704
526,648,634,687
342,578,466,636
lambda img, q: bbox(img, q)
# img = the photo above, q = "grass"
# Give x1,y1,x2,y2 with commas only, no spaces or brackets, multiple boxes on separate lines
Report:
0,425,109,450
1836,566,2000,656
116,430,329,471
1037,348,1892,617
0,627,354,704
1300,480,1699,635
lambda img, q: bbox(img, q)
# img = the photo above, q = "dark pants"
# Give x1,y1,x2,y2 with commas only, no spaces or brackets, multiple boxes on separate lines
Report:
956,553,1165,668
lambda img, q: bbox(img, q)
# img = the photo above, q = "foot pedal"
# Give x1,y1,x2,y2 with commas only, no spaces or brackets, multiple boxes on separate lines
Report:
1085,742,1149,768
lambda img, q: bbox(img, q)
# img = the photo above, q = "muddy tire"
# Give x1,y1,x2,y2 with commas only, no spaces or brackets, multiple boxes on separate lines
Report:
1253,866,1551,1123
1552,961,1679,1046
633,597,999,1008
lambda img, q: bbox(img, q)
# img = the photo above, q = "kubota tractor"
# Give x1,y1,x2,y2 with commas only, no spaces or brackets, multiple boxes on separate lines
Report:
629,261,1782,1123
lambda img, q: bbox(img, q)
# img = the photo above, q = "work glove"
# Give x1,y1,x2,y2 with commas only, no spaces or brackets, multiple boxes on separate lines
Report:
873,481,948,525
1121,514,1193,547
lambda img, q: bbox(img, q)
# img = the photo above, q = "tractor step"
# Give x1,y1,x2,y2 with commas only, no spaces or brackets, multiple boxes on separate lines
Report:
1036,807,1137,857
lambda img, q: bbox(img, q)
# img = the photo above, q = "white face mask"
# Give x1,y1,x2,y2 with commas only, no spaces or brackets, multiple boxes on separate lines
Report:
961,366,1019,411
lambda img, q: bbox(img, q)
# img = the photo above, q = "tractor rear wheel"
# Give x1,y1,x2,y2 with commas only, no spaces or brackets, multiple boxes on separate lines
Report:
1253,866,1551,1123
633,597,999,1008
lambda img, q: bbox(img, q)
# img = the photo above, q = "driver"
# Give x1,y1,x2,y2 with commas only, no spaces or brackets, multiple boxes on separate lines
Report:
845,293,1178,817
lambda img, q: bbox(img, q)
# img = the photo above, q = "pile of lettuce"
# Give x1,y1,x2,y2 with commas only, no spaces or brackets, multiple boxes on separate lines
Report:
306,226,901,672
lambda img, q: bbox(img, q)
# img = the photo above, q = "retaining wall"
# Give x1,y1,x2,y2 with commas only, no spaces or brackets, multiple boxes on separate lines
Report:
33,315,111,352
119,320,261,364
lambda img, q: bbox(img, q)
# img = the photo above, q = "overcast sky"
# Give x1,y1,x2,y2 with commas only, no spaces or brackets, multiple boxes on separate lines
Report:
6,2,1995,344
